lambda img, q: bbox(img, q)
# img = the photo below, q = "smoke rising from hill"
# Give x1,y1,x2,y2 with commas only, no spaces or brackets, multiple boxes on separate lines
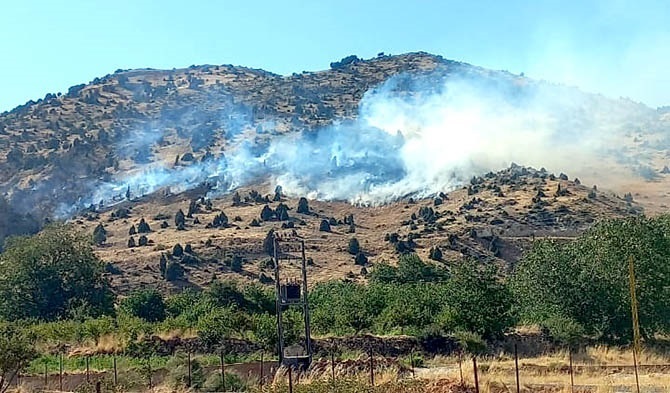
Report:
71,70,657,214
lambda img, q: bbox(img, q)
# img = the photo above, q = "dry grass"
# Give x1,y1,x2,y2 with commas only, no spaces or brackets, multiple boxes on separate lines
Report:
423,346,670,392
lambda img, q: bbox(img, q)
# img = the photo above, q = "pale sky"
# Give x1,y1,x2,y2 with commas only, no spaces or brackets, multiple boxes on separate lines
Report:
1,0,668,111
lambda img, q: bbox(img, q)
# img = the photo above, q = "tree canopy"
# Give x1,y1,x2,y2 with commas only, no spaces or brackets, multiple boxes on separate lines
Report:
512,215,670,343
0,224,115,321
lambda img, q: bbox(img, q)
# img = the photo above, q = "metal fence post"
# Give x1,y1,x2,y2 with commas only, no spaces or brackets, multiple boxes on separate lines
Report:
220,349,226,392
514,343,520,393
369,348,375,387
187,349,192,388
59,352,63,392
260,351,264,387
472,357,480,393
569,349,575,393
113,354,118,387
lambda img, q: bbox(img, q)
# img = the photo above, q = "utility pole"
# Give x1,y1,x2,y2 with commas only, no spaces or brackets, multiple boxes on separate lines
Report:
273,235,313,369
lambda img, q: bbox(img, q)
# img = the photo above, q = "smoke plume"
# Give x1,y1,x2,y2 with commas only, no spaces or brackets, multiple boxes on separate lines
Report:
69,69,661,214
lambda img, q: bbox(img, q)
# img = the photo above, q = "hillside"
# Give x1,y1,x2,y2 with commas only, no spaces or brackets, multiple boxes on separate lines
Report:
74,164,640,295
0,51,668,293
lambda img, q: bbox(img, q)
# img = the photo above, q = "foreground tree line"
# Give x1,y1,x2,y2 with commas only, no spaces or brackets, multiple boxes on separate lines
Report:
1,216,670,367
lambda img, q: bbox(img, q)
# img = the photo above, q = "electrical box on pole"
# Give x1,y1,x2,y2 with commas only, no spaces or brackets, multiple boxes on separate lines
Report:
273,235,313,370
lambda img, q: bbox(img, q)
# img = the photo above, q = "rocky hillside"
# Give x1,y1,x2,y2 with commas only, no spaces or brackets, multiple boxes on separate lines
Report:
75,164,640,295
0,53,463,219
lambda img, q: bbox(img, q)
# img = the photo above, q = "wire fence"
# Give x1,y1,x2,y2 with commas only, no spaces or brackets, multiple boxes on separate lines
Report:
6,344,669,392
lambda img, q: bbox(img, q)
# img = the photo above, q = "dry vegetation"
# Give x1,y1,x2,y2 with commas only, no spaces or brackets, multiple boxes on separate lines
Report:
67,165,640,295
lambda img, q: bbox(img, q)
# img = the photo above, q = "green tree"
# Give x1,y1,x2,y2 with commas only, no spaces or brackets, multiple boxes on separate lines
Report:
197,307,249,347
512,216,670,343
205,281,246,308
0,225,114,321
120,289,166,322
92,223,107,246
0,322,38,393
440,260,515,339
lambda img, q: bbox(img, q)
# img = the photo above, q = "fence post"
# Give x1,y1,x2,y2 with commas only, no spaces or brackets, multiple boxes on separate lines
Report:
220,349,226,392
569,348,574,393
514,343,520,393
369,348,375,387
147,356,153,390
410,349,415,378
59,352,63,392
331,351,336,382
260,351,264,387
44,361,48,388
458,350,464,385
187,349,192,388
86,356,90,383
472,357,480,393
288,366,293,393
113,354,118,387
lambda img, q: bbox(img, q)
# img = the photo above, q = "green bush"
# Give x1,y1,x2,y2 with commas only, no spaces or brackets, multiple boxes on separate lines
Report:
120,289,166,322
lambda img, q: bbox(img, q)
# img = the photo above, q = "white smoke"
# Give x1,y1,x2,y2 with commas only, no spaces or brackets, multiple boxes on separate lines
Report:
67,70,660,214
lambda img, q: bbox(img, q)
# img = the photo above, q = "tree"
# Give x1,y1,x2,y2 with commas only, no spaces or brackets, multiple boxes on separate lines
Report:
0,224,114,321
187,200,198,218
165,262,184,281
260,205,274,221
159,254,167,278
276,203,290,221
120,289,166,322
137,218,151,233
433,260,515,339
354,252,368,265
92,223,107,246
232,191,242,206
297,197,310,214
211,212,228,228
230,255,243,272
370,254,447,284
429,246,443,261
138,235,148,246
205,281,246,308
173,243,184,257
512,216,670,343
319,219,331,232
175,209,186,227
197,307,249,347
263,229,275,256
347,238,360,255
0,322,38,393
129,225,137,235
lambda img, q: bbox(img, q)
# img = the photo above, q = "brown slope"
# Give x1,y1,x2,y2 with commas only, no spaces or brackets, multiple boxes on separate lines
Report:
72,165,639,295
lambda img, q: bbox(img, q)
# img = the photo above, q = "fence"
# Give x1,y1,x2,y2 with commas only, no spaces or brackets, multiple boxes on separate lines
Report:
7,344,669,392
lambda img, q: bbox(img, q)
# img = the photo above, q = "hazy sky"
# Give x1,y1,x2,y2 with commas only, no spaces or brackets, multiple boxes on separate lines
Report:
1,0,668,111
